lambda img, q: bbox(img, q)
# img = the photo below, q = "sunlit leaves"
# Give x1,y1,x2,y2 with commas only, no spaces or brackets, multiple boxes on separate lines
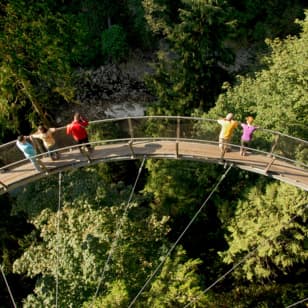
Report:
12,174,171,306
209,11,308,138
220,182,308,281
144,247,208,307
0,0,75,129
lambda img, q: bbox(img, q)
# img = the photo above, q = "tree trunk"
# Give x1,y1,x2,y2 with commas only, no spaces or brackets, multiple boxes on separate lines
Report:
21,80,51,127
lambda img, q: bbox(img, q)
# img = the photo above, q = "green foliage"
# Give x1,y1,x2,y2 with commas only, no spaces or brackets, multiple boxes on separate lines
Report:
13,167,106,218
228,0,304,41
144,0,235,115
101,25,129,64
143,159,218,217
83,280,129,307
0,194,34,270
127,0,155,49
64,0,116,66
143,247,208,307
0,0,75,129
207,12,308,139
1,2,308,307
13,190,170,306
220,182,308,282
209,282,308,308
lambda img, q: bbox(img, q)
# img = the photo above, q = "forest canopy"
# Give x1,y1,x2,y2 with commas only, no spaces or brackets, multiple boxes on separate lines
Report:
0,1,307,307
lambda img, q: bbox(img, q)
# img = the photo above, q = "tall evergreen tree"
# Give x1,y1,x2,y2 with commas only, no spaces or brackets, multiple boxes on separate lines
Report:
0,0,75,130
143,0,235,115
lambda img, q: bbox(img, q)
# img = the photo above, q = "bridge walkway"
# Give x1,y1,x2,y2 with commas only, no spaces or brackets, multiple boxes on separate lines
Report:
1,139,307,194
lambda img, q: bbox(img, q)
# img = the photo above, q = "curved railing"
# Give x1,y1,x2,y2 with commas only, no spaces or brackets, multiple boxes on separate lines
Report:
0,116,307,174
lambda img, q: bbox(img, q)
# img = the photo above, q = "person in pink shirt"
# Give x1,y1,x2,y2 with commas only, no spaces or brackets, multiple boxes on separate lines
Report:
240,116,259,156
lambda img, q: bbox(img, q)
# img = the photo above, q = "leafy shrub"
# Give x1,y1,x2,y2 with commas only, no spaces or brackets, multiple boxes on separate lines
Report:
101,25,129,63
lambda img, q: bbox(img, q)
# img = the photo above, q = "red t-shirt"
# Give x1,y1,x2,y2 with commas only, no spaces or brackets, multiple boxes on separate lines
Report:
66,119,88,141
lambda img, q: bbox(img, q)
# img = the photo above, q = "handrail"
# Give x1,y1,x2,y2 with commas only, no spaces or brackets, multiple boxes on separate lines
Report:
0,116,307,173
2,116,306,144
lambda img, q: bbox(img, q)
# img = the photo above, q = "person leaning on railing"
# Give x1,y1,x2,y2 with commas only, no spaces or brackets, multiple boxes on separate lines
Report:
16,135,43,172
217,113,239,154
240,116,259,156
31,125,60,160
66,112,94,153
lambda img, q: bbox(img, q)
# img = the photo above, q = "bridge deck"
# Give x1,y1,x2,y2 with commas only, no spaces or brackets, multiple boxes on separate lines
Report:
1,140,307,194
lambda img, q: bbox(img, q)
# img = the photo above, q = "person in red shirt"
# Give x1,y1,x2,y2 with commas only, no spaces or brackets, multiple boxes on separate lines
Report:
66,112,93,153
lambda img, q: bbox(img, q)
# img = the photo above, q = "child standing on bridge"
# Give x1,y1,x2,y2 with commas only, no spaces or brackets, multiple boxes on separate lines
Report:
240,116,259,156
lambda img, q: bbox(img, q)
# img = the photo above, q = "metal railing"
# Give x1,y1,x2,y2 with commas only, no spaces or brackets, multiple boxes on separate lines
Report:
0,116,307,174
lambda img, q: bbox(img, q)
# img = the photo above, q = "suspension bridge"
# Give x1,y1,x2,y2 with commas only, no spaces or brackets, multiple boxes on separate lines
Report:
0,116,307,194
1,115,308,308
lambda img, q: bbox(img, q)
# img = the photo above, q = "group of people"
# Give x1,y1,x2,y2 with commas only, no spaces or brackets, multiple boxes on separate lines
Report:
16,112,93,172
15,112,257,172
217,113,258,157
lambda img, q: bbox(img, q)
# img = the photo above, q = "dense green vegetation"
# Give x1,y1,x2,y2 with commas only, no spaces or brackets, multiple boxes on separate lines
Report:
0,0,307,307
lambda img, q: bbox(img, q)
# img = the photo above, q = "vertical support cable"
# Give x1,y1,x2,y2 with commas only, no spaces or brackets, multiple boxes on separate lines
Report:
269,133,280,156
285,297,308,308
128,117,134,139
176,116,180,140
55,172,62,308
94,156,147,298
184,203,308,308
176,117,180,158
1,265,17,308
128,164,233,308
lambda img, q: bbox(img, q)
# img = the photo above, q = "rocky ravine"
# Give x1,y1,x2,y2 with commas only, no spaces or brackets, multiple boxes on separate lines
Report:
55,47,255,125
56,62,155,125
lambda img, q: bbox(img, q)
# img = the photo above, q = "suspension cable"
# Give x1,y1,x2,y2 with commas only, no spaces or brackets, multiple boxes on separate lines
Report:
128,163,233,308
285,297,308,308
0,265,17,308
94,156,147,298
184,203,308,308
55,172,62,308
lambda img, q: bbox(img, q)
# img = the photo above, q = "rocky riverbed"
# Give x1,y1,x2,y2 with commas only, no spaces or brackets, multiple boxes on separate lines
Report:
56,57,155,125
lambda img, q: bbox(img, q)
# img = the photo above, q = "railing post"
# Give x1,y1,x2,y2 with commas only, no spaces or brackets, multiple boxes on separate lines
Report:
177,116,180,140
128,140,135,158
176,116,180,158
220,148,226,161
128,118,134,139
128,118,135,158
264,157,276,174
0,180,8,190
176,141,179,158
269,134,280,157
